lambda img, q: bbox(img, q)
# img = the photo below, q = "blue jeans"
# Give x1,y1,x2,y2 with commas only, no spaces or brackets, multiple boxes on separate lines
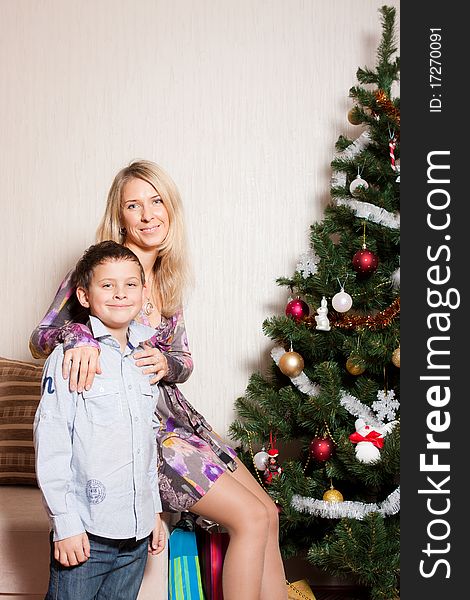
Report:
45,532,149,600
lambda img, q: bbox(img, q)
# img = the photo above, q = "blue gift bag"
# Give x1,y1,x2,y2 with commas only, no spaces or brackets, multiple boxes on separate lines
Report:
169,516,205,600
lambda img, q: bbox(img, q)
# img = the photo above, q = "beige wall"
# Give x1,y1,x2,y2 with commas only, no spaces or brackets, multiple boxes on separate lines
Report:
1,0,399,442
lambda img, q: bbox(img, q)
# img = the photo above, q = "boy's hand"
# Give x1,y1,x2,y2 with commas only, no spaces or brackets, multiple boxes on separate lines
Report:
54,532,90,566
148,514,166,555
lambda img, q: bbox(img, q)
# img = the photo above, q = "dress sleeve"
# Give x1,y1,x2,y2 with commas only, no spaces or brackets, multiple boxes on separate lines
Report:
149,308,194,384
29,269,99,360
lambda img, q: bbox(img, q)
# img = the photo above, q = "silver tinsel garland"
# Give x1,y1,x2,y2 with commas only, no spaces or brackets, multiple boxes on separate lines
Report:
292,486,400,519
340,392,384,428
330,131,372,189
270,346,320,396
335,198,400,229
340,391,399,429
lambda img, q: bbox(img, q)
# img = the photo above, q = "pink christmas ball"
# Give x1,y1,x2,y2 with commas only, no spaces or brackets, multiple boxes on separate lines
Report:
285,298,309,322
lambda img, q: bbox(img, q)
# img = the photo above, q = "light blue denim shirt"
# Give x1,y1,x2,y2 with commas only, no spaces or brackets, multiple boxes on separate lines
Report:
34,316,162,542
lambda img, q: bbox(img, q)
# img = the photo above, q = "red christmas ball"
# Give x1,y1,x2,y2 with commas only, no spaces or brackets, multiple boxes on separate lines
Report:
352,248,379,275
285,298,309,322
309,437,334,462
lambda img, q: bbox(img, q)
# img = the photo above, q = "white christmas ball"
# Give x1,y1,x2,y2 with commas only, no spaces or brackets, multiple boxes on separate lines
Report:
253,450,269,470
332,290,353,313
349,176,369,197
355,441,381,463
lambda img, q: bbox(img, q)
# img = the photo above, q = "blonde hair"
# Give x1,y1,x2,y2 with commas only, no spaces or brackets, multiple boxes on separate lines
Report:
96,160,190,317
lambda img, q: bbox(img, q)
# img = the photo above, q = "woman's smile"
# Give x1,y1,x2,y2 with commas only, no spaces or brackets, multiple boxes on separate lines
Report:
120,178,169,249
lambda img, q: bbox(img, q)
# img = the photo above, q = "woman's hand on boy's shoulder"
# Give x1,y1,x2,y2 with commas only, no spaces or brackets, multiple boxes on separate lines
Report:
134,343,169,384
63,346,102,393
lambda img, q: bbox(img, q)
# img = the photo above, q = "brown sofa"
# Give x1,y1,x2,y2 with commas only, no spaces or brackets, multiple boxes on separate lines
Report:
0,356,169,599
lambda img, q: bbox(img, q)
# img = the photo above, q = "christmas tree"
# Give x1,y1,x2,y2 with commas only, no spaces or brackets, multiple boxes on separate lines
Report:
229,6,400,600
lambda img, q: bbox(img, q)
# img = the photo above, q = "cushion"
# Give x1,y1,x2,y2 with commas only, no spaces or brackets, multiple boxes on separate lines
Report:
0,357,43,485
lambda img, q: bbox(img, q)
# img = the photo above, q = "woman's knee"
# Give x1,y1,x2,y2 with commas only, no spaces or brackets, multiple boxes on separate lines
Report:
191,471,272,540
226,495,270,539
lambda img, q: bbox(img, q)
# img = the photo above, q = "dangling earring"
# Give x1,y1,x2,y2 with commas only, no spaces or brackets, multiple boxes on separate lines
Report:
119,227,127,236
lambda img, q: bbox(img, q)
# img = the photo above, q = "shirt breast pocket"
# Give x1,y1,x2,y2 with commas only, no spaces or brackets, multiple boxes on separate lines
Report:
82,380,120,426
140,380,157,423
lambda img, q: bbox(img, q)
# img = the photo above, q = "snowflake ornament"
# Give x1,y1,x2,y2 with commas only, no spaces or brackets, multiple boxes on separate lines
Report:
372,390,400,422
296,249,320,279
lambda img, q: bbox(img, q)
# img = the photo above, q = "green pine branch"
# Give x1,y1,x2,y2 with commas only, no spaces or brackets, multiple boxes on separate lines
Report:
230,6,400,597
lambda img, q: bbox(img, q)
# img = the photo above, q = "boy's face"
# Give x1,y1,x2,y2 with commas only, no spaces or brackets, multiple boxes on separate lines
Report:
76,259,145,330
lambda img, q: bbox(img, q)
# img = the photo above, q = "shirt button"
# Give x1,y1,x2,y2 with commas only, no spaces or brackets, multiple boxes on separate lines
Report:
137,449,141,454
99,387,105,393
134,416,139,422
128,384,132,390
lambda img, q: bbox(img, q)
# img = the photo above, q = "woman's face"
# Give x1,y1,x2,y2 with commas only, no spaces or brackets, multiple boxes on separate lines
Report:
120,177,170,251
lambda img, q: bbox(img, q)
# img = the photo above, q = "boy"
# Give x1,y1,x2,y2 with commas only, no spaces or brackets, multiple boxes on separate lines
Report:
34,241,165,600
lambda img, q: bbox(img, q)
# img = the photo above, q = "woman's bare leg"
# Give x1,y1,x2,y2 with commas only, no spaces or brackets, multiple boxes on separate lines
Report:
190,459,287,600
230,459,288,600
190,470,269,600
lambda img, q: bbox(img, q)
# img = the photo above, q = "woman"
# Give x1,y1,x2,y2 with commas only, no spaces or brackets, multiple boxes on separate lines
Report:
30,160,288,600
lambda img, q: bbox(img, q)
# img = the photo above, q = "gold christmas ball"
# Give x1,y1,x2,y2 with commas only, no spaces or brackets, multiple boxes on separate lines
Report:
323,487,344,503
279,351,304,378
392,346,400,368
347,107,362,125
346,357,365,376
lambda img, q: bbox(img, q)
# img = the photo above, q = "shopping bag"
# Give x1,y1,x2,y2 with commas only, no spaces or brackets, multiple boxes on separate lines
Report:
169,515,205,600
195,519,229,600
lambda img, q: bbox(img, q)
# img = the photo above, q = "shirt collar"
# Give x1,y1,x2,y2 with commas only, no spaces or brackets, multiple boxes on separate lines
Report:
88,315,156,349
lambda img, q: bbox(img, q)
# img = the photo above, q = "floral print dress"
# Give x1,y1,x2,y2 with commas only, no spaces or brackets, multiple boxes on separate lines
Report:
30,269,238,512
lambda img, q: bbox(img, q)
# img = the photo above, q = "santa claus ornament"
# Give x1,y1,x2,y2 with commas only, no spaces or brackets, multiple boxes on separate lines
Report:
263,448,283,484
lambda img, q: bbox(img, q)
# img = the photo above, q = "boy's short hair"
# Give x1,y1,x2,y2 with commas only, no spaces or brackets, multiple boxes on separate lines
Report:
72,241,145,289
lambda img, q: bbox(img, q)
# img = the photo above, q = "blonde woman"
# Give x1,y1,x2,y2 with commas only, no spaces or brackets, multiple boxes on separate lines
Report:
30,160,288,600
